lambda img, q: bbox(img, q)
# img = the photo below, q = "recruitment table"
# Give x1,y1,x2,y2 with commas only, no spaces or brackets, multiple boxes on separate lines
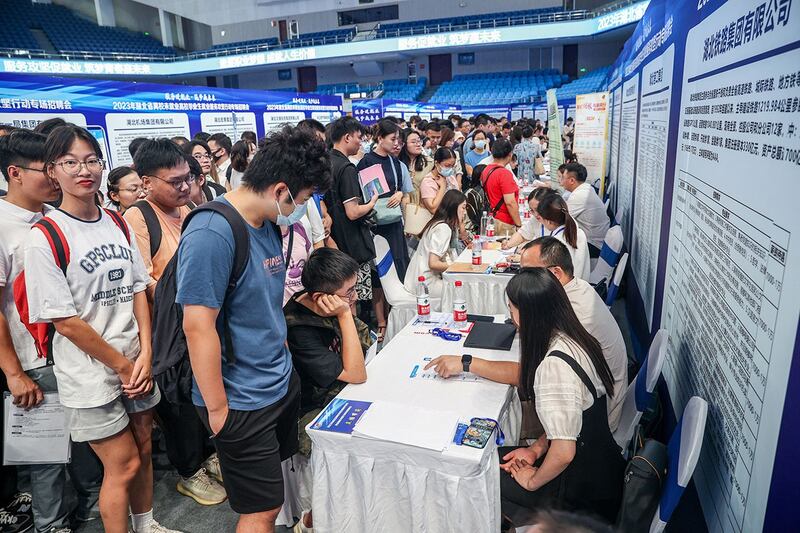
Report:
306,315,522,533
441,246,516,316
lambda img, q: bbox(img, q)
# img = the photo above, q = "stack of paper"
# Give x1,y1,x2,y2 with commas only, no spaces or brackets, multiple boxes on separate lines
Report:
352,401,460,452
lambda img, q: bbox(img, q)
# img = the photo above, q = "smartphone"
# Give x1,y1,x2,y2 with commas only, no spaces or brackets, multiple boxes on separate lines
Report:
461,418,498,449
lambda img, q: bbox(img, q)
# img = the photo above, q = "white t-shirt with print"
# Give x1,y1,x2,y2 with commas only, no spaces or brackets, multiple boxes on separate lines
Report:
24,209,149,408
0,200,53,371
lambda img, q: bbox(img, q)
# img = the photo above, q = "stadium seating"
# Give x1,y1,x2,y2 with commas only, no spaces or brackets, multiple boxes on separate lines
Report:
316,78,427,101
0,0,175,56
556,66,610,99
429,69,567,106
376,7,564,38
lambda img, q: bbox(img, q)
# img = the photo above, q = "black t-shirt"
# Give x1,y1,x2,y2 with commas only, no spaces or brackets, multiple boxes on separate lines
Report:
284,299,345,414
324,150,376,265
356,150,402,198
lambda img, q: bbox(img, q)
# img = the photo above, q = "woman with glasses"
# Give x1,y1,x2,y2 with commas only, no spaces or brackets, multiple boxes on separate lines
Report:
497,268,623,528
282,247,371,533
399,129,433,207
23,125,179,533
107,166,147,213
183,140,220,186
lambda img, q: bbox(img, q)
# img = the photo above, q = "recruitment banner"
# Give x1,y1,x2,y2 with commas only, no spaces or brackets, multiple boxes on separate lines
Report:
0,73,343,171
545,89,564,181
573,92,610,194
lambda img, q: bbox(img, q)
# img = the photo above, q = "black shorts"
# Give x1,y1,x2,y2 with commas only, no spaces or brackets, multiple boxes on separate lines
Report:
196,370,300,514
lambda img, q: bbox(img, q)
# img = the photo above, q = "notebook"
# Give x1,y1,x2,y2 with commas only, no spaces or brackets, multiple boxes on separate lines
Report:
463,322,517,351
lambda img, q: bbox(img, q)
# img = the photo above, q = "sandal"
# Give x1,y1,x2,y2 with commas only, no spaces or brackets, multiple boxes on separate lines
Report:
377,324,387,343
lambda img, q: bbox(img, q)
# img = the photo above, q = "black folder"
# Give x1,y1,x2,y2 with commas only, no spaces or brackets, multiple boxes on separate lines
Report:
463,322,517,351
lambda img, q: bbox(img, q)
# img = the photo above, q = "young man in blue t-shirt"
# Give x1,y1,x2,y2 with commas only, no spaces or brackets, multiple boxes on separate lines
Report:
176,125,331,531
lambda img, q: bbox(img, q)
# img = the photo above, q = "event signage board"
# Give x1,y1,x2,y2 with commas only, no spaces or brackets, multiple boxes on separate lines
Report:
600,0,800,529
0,73,342,172
545,89,564,182
573,91,610,193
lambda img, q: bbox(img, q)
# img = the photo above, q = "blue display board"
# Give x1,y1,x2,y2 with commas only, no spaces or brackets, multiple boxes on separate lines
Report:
601,0,800,530
351,98,461,125
0,73,343,167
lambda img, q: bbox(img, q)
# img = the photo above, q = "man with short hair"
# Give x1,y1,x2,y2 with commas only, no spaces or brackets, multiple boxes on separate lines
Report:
178,126,332,533
457,118,471,137
520,237,627,430
124,139,227,507
128,137,149,163
207,133,232,179
425,122,442,150
560,162,610,254
0,130,79,532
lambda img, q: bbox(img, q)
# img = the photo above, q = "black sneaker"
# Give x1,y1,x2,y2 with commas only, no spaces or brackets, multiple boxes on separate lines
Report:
0,508,33,533
4,493,32,516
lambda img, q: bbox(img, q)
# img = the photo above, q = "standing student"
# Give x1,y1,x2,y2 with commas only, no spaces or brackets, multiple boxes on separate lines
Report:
107,167,147,213
481,139,521,237
0,130,74,533
23,125,179,533
404,190,466,299
535,194,591,281
177,126,331,533
356,119,410,281
185,140,221,187
463,130,489,173
207,133,232,180
399,129,433,207
226,140,250,191
513,125,543,183
124,140,226,507
419,147,459,215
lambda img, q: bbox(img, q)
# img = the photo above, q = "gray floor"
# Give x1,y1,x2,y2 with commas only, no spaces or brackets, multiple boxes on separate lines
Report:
76,299,635,533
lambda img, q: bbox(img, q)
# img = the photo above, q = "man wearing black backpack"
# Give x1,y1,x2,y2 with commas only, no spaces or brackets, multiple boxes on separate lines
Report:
177,125,331,532
125,139,227,507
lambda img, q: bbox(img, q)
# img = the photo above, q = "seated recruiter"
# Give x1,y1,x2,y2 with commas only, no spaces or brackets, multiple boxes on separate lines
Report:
283,248,371,533
404,190,467,300
501,188,557,251
560,163,610,256
419,147,459,215
520,237,628,432
535,194,591,281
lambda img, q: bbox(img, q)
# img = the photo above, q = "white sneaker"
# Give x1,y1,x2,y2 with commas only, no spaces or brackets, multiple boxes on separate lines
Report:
176,468,227,505
202,453,223,484
150,521,183,533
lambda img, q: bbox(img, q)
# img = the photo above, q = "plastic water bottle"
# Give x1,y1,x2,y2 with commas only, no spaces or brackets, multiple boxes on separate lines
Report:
453,281,467,329
480,211,489,238
416,276,430,316
472,234,482,265
486,214,496,239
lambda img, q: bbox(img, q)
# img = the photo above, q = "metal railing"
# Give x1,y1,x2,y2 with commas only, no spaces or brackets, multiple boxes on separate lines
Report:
0,0,640,64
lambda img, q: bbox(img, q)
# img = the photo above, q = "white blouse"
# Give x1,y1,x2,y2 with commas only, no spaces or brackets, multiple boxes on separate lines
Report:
534,334,607,441
404,222,455,298
550,225,591,281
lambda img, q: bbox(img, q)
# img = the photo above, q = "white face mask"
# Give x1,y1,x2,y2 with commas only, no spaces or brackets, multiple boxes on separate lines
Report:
474,140,487,150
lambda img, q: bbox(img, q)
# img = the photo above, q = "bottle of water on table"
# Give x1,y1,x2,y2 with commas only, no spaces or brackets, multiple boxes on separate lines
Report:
453,280,468,329
472,234,482,265
416,276,430,317
480,211,489,238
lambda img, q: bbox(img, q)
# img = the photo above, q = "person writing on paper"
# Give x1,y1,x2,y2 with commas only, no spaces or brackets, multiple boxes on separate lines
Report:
498,268,623,526
535,193,590,281
419,147,459,215
501,188,557,251
519,237,627,432
23,125,179,533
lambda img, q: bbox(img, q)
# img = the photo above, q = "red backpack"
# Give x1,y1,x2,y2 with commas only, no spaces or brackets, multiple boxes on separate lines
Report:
13,208,130,365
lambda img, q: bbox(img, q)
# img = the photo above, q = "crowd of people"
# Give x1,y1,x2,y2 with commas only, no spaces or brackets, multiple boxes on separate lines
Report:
0,111,622,533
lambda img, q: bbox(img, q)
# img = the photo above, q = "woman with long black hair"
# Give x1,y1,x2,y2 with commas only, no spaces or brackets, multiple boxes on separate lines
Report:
499,268,624,527
404,189,466,299
535,193,590,280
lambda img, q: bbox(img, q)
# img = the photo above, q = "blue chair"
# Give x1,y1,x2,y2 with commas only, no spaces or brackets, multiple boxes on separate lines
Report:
605,252,627,307
612,328,668,452
589,225,623,285
650,396,708,533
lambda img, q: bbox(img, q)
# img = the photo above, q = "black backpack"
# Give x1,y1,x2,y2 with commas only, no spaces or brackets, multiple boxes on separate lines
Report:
615,438,668,533
151,201,250,405
130,200,163,259
465,165,504,230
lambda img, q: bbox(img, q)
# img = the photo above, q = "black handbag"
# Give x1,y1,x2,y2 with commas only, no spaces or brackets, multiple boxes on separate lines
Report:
615,438,668,533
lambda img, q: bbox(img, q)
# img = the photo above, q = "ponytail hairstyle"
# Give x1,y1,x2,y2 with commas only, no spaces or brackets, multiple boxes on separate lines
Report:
536,193,578,249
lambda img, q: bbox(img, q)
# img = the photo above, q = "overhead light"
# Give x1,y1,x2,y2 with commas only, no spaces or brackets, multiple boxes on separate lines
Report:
221,30,226,36
579,67,587,73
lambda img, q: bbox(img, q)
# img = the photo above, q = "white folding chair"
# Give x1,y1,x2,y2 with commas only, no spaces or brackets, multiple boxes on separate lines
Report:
589,225,624,285
650,396,708,533
373,235,440,344
614,206,624,228
613,329,669,451
605,252,628,307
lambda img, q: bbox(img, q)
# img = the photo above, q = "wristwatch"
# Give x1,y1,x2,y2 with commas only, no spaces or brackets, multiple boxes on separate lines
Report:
461,354,473,373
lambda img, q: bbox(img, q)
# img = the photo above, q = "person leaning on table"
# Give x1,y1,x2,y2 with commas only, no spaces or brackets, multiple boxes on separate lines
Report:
425,268,624,527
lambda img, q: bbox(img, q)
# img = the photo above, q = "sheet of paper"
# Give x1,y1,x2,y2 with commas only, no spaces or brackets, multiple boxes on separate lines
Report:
409,358,486,383
352,401,460,452
3,392,70,465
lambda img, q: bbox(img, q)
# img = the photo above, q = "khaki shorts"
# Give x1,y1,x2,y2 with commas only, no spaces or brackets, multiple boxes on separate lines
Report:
64,385,161,442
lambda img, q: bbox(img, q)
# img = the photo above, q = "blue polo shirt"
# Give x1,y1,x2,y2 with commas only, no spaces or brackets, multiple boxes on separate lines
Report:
176,197,291,411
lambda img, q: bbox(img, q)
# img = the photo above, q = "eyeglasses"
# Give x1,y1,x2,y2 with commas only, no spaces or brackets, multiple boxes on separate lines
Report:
339,285,357,301
149,173,197,191
15,165,45,173
117,186,145,194
193,153,212,161
54,158,105,175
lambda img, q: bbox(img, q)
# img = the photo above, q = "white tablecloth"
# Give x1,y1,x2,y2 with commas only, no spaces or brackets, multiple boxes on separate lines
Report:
307,317,522,533
441,248,515,316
